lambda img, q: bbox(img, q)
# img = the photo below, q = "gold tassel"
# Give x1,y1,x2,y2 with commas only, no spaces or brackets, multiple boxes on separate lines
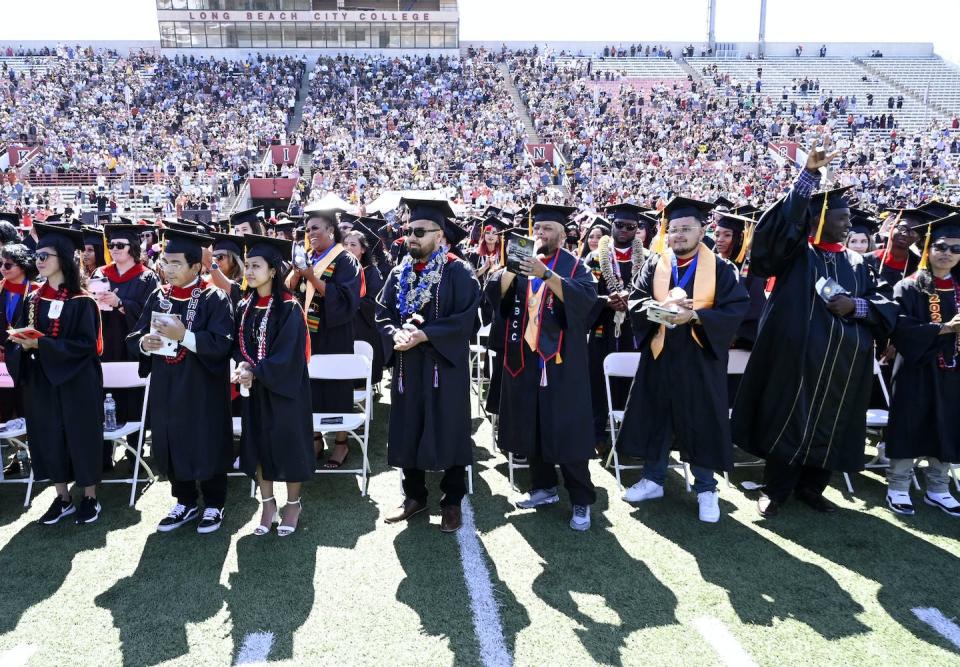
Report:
918,227,932,270
102,232,113,265
500,236,506,266
654,211,667,254
528,209,533,237
813,191,829,244
735,223,753,265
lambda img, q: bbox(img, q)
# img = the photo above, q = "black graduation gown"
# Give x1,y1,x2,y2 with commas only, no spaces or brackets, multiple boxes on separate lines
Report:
886,274,960,462
865,249,919,295
126,284,235,481
296,248,361,413
0,281,33,421
235,295,314,482
731,188,898,472
731,272,768,350
616,249,749,472
354,263,385,386
376,254,480,470
487,249,599,464
6,290,103,486
585,248,643,441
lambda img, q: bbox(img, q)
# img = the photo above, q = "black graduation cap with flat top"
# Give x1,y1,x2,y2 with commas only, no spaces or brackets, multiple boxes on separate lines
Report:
107,223,155,246
663,196,716,224
161,227,214,256
713,195,737,210
807,185,855,216
164,220,203,234
919,200,960,220
82,225,105,249
848,212,881,237
230,206,265,228
530,202,577,225
604,202,649,225
242,234,293,265
885,207,937,229
34,222,85,255
0,212,20,225
210,231,244,257
714,211,755,234
587,215,612,235
352,217,384,251
401,196,467,246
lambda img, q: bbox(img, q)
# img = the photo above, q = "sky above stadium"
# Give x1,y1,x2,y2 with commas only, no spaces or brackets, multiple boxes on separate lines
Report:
0,0,957,63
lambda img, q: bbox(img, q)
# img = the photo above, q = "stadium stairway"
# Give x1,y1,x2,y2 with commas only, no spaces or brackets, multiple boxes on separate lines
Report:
286,58,315,137
499,61,542,143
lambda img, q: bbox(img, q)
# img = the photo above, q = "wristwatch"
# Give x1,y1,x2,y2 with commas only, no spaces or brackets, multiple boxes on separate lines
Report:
542,269,554,280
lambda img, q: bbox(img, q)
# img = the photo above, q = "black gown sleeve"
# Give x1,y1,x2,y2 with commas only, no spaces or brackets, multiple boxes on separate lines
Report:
748,184,813,278
420,263,482,367
120,270,159,331
375,269,401,366
192,290,236,373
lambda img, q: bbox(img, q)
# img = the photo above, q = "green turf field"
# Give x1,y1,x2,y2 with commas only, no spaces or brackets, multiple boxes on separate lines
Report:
0,383,958,666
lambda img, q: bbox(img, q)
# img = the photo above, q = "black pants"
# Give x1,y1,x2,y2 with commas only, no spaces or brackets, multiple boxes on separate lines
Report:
170,473,227,510
529,455,596,507
762,460,832,503
402,466,466,507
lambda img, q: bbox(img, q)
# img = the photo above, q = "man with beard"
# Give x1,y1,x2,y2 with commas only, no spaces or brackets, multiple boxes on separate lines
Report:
376,198,480,533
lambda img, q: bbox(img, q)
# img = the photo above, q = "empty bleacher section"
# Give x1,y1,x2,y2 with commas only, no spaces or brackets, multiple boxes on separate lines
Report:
860,56,960,117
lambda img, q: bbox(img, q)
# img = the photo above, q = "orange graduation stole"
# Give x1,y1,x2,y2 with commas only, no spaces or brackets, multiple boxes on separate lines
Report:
304,243,346,309
650,243,716,359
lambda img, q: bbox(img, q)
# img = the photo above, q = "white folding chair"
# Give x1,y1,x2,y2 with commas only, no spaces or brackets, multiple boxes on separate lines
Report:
0,363,35,506
601,352,691,493
470,323,492,412
486,348,499,452
100,362,156,507
727,349,764,486
860,358,923,492
353,339,374,421
228,415,258,498
309,353,372,495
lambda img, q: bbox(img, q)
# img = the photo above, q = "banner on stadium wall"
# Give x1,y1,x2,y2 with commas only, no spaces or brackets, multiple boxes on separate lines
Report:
249,178,298,200
7,145,36,168
161,10,457,23
768,141,800,166
270,145,301,166
526,144,554,166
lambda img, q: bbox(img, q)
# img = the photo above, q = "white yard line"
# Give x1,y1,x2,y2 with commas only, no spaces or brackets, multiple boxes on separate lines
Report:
235,631,275,665
693,616,758,667
913,607,960,650
457,498,513,667
0,644,37,667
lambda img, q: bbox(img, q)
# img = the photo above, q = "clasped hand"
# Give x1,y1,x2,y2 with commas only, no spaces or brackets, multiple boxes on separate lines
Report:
659,296,696,326
231,361,254,388
394,328,428,351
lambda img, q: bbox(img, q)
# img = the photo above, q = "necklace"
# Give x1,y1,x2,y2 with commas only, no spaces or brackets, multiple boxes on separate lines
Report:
28,283,68,339
396,248,445,320
160,283,203,365
238,295,273,365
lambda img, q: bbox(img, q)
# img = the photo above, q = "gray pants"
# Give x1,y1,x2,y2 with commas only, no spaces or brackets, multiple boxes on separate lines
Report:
887,457,954,493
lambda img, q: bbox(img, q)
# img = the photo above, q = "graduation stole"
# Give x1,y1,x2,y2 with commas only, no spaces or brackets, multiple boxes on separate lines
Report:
650,243,716,359
504,248,576,384
304,243,345,331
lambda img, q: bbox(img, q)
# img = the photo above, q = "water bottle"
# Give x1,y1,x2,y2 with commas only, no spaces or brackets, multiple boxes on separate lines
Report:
104,393,117,432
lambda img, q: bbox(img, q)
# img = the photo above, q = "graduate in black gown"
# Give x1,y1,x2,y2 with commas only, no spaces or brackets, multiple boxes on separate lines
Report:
487,203,599,531
7,224,104,525
287,209,361,468
617,197,749,523
731,144,898,518
712,211,768,350
343,220,386,386
233,235,313,537
376,198,480,533
585,204,647,458
127,228,235,535
884,216,960,517
864,208,931,290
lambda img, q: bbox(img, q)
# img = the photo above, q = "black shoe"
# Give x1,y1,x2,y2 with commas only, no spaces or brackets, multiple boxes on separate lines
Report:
795,490,837,514
757,494,780,518
197,507,224,534
157,503,198,532
3,457,22,478
38,497,76,525
75,496,101,525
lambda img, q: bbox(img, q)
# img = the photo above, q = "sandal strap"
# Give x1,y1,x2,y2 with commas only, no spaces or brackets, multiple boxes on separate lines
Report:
286,498,302,506
261,496,276,503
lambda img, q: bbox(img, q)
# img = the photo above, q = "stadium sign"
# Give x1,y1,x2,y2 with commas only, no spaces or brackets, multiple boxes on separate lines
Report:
161,10,457,23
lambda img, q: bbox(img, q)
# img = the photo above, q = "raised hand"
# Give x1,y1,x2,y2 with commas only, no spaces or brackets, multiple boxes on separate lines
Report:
806,136,840,172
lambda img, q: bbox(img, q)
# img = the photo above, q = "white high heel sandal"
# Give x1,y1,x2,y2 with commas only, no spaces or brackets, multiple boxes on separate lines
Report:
253,496,279,536
277,498,303,537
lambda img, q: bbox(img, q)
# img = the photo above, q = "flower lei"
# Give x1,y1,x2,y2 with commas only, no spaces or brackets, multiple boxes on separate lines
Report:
396,248,446,320
28,284,68,339
597,234,644,338
238,295,273,365
159,284,203,365
927,277,960,370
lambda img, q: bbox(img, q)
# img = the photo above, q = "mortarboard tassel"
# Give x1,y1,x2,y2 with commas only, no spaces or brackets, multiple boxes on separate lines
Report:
528,209,533,237
918,227,932,270
102,232,113,265
500,235,506,267
813,190,829,245
735,223,753,265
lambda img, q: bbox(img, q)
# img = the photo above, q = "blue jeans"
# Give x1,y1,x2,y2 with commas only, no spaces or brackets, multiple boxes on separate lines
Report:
642,448,717,494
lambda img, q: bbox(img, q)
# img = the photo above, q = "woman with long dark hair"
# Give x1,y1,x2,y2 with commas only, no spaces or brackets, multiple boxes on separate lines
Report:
81,227,106,285
344,223,385,386
209,232,245,307
5,224,104,525
233,235,313,536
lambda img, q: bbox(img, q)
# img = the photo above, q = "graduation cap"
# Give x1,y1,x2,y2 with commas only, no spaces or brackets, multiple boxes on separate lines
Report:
34,222,85,254
604,202,649,224
663,196,716,223
242,234,292,265
730,204,762,219
884,207,936,229
713,195,737,209
479,216,510,234
351,218,384,251
82,225,105,249
918,200,960,220
808,185,855,244
530,203,577,225
96,213,113,224
210,232,244,257
848,213,881,237
161,227,214,256
912,213,960,270
44,213,63,223
271,220,298,238
0,212,20,225
230,206,264,227
400,197,467,245
106,223,152,244
587,216,612,235
164,220,203,234
339,212,359,227
483,206,507,220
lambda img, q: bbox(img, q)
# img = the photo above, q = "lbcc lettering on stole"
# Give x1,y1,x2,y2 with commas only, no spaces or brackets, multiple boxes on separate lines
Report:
185,11,434,22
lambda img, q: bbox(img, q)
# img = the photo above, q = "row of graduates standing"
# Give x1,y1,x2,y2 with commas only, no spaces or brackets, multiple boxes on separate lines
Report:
0,207,386,534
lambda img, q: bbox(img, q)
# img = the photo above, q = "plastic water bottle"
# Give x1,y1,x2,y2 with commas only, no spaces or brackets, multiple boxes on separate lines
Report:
104,393,117,432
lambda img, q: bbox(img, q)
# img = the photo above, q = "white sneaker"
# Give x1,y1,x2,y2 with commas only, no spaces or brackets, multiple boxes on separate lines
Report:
886,490,915,516
924,492,960,517
570,505,591,531
515,487,560,509
622,479,664,503
697,491,720,523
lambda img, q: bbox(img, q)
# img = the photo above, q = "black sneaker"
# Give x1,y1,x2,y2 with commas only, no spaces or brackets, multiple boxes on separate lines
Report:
197,507,224,534
157,503,198,532
75,496,102,525
38,497,76,525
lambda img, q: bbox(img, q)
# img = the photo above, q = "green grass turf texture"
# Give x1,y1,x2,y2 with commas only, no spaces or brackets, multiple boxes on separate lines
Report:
0,383,957,666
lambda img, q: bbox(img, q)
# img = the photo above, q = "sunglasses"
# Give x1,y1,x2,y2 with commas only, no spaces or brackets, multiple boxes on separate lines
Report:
406,227,442,238
614,221,639,230
108,242,131,250
932,242,960,255
35,251,58,262
1,262,15,270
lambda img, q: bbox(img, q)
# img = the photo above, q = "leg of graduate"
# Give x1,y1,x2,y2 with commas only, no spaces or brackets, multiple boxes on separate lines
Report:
557,462,596,507
886,458,914,493
199,474,228,509
924,458,952,494
401,468,428,505
795,465,832,498
438,466,467,507
170,477,200,508
761,459,805,504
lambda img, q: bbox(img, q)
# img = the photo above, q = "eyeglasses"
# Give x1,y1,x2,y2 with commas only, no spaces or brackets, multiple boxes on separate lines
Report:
406,227,442,238
1,262,15,270
108,242,131,250
667,226,700,235
932,242,960,255
614,221,639,230
35,251,58,262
